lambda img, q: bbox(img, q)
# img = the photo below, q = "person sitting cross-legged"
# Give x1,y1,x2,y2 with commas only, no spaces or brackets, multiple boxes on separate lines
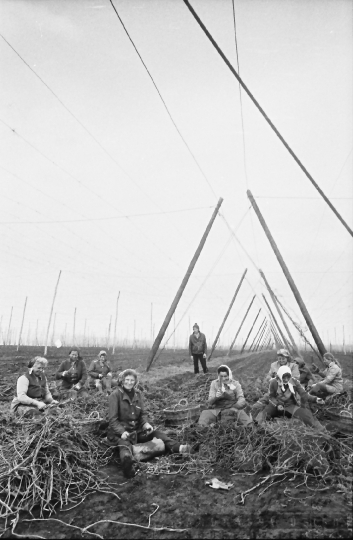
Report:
198,365,253,427
107,369,197,478
309,352,343,400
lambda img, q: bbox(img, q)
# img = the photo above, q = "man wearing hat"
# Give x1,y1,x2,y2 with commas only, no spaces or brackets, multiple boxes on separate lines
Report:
88,350,113,394
189,323,208,375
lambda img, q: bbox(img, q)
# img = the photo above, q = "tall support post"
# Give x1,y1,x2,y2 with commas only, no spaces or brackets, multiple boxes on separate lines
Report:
146,198,223,371
248,317,266,352
240,308,261,354
270,320,283,348
17,297,28,351
51,312,56,346
258,328,269,351
44,270,61,355
83,319,87,346
343,325,346,354
262,293,290,351
35,319,39,346
255,321,268,351
73,307,77,346
260,270,300,355
150,303,153,344
173,313,176,352
107,315,112,349
112,292,120,354
227,295,255,356
247,191,326,357
6,306,13,346
208,268,247,361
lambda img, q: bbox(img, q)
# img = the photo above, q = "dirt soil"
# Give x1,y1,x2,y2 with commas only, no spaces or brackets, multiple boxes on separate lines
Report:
1,346,352,539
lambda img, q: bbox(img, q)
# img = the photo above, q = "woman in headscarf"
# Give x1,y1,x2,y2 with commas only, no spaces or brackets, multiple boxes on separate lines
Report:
107,369,197,478
309,352,343,398
198,364,253,427
88,350,113,394
55,347,88,400
262,365,325,430
11,356,58,417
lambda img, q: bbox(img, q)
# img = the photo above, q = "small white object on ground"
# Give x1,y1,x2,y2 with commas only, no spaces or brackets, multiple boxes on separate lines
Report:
55,339,62,348
205,478,234,490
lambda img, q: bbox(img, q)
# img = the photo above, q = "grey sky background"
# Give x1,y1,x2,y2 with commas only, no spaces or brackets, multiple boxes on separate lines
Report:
0,0,352,350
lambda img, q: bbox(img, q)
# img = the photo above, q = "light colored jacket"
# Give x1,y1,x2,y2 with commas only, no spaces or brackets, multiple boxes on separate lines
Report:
318,362,343,392
11,370,53,411
267,360,300,380
208,367,245,410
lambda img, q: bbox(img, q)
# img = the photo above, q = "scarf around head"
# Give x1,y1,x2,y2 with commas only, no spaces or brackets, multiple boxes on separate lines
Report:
276,365,295,394
218,364,236,391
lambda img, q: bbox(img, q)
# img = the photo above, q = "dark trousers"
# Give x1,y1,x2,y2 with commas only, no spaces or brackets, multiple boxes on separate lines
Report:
263,403,323,429
107,429,180,461
193,354,208,374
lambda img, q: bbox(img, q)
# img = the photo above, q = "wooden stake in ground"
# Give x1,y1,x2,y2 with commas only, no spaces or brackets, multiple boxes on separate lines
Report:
262,294,290,351
255,321,268,351
17,297,27,352
247,190,326,357
227,295,255,356
208,268,247,361
240,308,261,354
6,306,13,346
44,271,62,356
248,317,266,352
146,197,223,371
112,292,120,354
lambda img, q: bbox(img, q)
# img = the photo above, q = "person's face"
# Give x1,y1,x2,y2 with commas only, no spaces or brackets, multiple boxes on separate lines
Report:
70,351,79,361
99,354,107,362
219,371,229,384
193,327,199,334
278,355,288,366
33,364,45,377
282,373,291,384
123,375,136,390
323,357,331,368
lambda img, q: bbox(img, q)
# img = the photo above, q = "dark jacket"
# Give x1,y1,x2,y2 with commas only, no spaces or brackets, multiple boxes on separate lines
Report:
88,358,112,379
189,332,207,356
56,358,87,389
298,365,314,387
108,386,148,436
24,371,47,399
269,377,317,408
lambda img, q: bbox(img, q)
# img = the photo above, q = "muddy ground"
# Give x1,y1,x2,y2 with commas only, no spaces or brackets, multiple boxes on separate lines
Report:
1,346,352,539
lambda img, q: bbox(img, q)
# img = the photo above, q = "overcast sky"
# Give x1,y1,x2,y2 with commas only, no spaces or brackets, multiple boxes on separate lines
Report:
0,0,352,352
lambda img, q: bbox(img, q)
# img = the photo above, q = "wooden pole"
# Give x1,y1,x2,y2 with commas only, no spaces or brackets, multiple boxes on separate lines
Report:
150,303,153,344
35,319,39,345
247,190,326,357
6,306,13,346
51,312,56,346
173,313,176,351
255,321,268,351
44,270,61,355
269,319,283,348
208,268,247,361
17,297,27,351
259,328,270,351
73,307,77,346
343,325,346,354
83,319,87,346
146,197,223,371
248,317,266,352
240,308,261,354
259,270,300,355
227,295,255,356
262,294,290,350
112,292,120,354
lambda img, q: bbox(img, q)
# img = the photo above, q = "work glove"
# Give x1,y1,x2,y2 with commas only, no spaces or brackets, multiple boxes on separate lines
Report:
121,431,130,440
277,405,284,412
36,401,47,410
203,354,207,359
143,422,153,434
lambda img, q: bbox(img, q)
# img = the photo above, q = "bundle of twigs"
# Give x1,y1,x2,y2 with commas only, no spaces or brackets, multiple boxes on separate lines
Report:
0,410,114,521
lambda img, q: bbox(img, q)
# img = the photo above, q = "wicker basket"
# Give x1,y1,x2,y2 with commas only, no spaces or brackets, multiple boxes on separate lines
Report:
163,399,200,426
73,411,103,434
325,406,353,433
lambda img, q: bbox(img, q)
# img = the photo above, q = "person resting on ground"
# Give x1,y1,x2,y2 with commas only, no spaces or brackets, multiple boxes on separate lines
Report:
198,364,253,427
88,350,112,395
294,357,314,389
11,356,58,417
309,352,343,399
266,349,300,381
107,369,198,478
262,366,325,430
56,347,88,400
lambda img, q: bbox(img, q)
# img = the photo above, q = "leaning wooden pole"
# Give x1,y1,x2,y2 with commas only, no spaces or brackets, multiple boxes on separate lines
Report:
227,295,255,356
146,198,223,371
240,308,261,354
262,294,290,351
44,271,61,356
255,322,268,351
247,190,326,357
112,292,120,354
258,328,269,351
17,297,28,352
269,319,283,348
248,317,266,352
6,306,13,346
260,270,300,356
208,268,247,361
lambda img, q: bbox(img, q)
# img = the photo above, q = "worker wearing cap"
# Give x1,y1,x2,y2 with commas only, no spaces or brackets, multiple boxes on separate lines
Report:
266,349,300,380
88,350,113,394
189,323,208,375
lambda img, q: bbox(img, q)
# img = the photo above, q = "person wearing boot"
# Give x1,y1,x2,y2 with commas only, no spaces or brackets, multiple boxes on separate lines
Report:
88,350,113,394
309,352,343,399
189,323,208,375
107,369,198,478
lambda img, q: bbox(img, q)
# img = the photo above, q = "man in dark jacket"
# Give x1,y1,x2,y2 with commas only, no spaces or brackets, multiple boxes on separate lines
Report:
56,348,88,399
189,323,208,375
107,369,196,478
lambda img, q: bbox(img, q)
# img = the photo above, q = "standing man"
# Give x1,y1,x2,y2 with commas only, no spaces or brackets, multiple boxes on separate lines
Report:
189,323,208,375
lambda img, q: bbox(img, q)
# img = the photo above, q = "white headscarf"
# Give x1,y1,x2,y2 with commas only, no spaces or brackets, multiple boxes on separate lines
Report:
276,365,295,394
217,364,237,391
